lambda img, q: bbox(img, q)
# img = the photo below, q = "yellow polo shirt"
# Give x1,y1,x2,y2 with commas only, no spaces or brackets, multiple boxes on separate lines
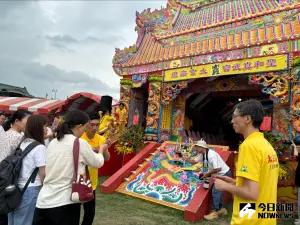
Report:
231,132,279,225
98,115,113,138
81,132,106,190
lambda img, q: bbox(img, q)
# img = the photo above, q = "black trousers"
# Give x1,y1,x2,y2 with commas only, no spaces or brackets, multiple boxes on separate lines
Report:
81,191,96,225
0,214,7,225
33,203,81,225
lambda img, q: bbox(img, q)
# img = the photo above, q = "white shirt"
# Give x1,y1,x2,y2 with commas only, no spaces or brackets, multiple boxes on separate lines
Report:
6,129,23,155
0,129,23,162
36,134,104,208
194,149,230,175
18,139,46,187
206,149,230,175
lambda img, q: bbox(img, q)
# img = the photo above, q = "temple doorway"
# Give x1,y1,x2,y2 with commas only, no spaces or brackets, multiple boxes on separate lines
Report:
128,85,149,129
184,75,272,150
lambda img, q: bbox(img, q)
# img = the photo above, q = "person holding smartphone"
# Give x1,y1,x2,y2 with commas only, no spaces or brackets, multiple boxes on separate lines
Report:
80,113,110,225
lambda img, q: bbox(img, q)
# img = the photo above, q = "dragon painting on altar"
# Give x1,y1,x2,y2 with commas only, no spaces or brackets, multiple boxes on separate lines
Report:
117,142,203,210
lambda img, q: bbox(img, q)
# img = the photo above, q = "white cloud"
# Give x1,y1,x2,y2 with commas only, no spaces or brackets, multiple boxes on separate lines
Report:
0,1,165,99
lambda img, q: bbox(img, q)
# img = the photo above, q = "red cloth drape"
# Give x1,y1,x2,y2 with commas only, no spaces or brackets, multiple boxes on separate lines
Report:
260,116,272,131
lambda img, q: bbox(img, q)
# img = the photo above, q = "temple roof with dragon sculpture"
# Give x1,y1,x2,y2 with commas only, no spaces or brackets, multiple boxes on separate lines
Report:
104,1,300,221
113,0,300,76
112,0,300,144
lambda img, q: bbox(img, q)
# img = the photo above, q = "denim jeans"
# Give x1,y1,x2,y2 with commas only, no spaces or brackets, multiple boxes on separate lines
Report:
8,186,41,225
212,170,232,211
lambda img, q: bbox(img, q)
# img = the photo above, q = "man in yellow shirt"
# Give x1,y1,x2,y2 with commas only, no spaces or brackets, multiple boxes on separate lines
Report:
81,113,110,225
115,102,127,132
98,109,114,139
214,99,279,225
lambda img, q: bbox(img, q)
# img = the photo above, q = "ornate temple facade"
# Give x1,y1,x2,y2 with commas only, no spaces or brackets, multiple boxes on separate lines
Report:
113,0,300,145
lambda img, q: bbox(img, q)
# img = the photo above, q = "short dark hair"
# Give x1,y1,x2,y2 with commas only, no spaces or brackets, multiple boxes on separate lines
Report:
3,109,32,131
25,115,48,144
0,111,6,117
234,99,264,128
88,112,100,121
56,110,89,140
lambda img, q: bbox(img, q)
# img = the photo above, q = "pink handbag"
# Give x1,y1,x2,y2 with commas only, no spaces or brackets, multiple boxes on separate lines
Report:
71,138,94,203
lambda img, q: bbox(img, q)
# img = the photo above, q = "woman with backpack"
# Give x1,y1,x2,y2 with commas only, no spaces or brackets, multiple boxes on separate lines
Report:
0,110,32,225
3,110,32,157
8,115,47,225
33,110,106,225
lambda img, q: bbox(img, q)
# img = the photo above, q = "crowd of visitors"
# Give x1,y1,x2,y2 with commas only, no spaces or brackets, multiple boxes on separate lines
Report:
0,108,112,225
0,99,297,225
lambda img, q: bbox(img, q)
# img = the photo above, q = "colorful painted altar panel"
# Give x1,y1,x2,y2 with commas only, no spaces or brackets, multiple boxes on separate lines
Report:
117,142,203,210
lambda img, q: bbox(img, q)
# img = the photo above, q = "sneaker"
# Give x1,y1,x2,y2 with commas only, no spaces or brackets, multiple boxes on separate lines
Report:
204,211,218,220
217,208,228,216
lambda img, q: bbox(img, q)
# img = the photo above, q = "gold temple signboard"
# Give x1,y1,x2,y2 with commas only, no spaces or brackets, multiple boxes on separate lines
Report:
164,54,288,82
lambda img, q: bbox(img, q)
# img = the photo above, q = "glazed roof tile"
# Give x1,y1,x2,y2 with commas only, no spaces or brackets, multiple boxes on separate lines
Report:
121,16,300,67
156,0,297,39
113,0,300,69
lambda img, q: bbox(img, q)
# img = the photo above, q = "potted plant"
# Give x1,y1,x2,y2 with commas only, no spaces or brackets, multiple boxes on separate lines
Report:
264,132,294,186
264,132,290,162
115,125,145,165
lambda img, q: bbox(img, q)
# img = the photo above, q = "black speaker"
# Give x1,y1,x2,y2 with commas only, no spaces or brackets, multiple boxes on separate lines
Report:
98,95,112,112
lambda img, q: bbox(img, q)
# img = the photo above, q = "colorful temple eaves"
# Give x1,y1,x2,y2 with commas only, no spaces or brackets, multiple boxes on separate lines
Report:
156,0,300,39
113,0,300,76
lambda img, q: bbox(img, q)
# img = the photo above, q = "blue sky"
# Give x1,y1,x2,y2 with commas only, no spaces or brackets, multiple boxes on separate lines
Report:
0,1,165,99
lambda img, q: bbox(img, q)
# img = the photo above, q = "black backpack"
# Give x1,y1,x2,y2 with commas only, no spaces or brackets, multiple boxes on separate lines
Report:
0,141,40,214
